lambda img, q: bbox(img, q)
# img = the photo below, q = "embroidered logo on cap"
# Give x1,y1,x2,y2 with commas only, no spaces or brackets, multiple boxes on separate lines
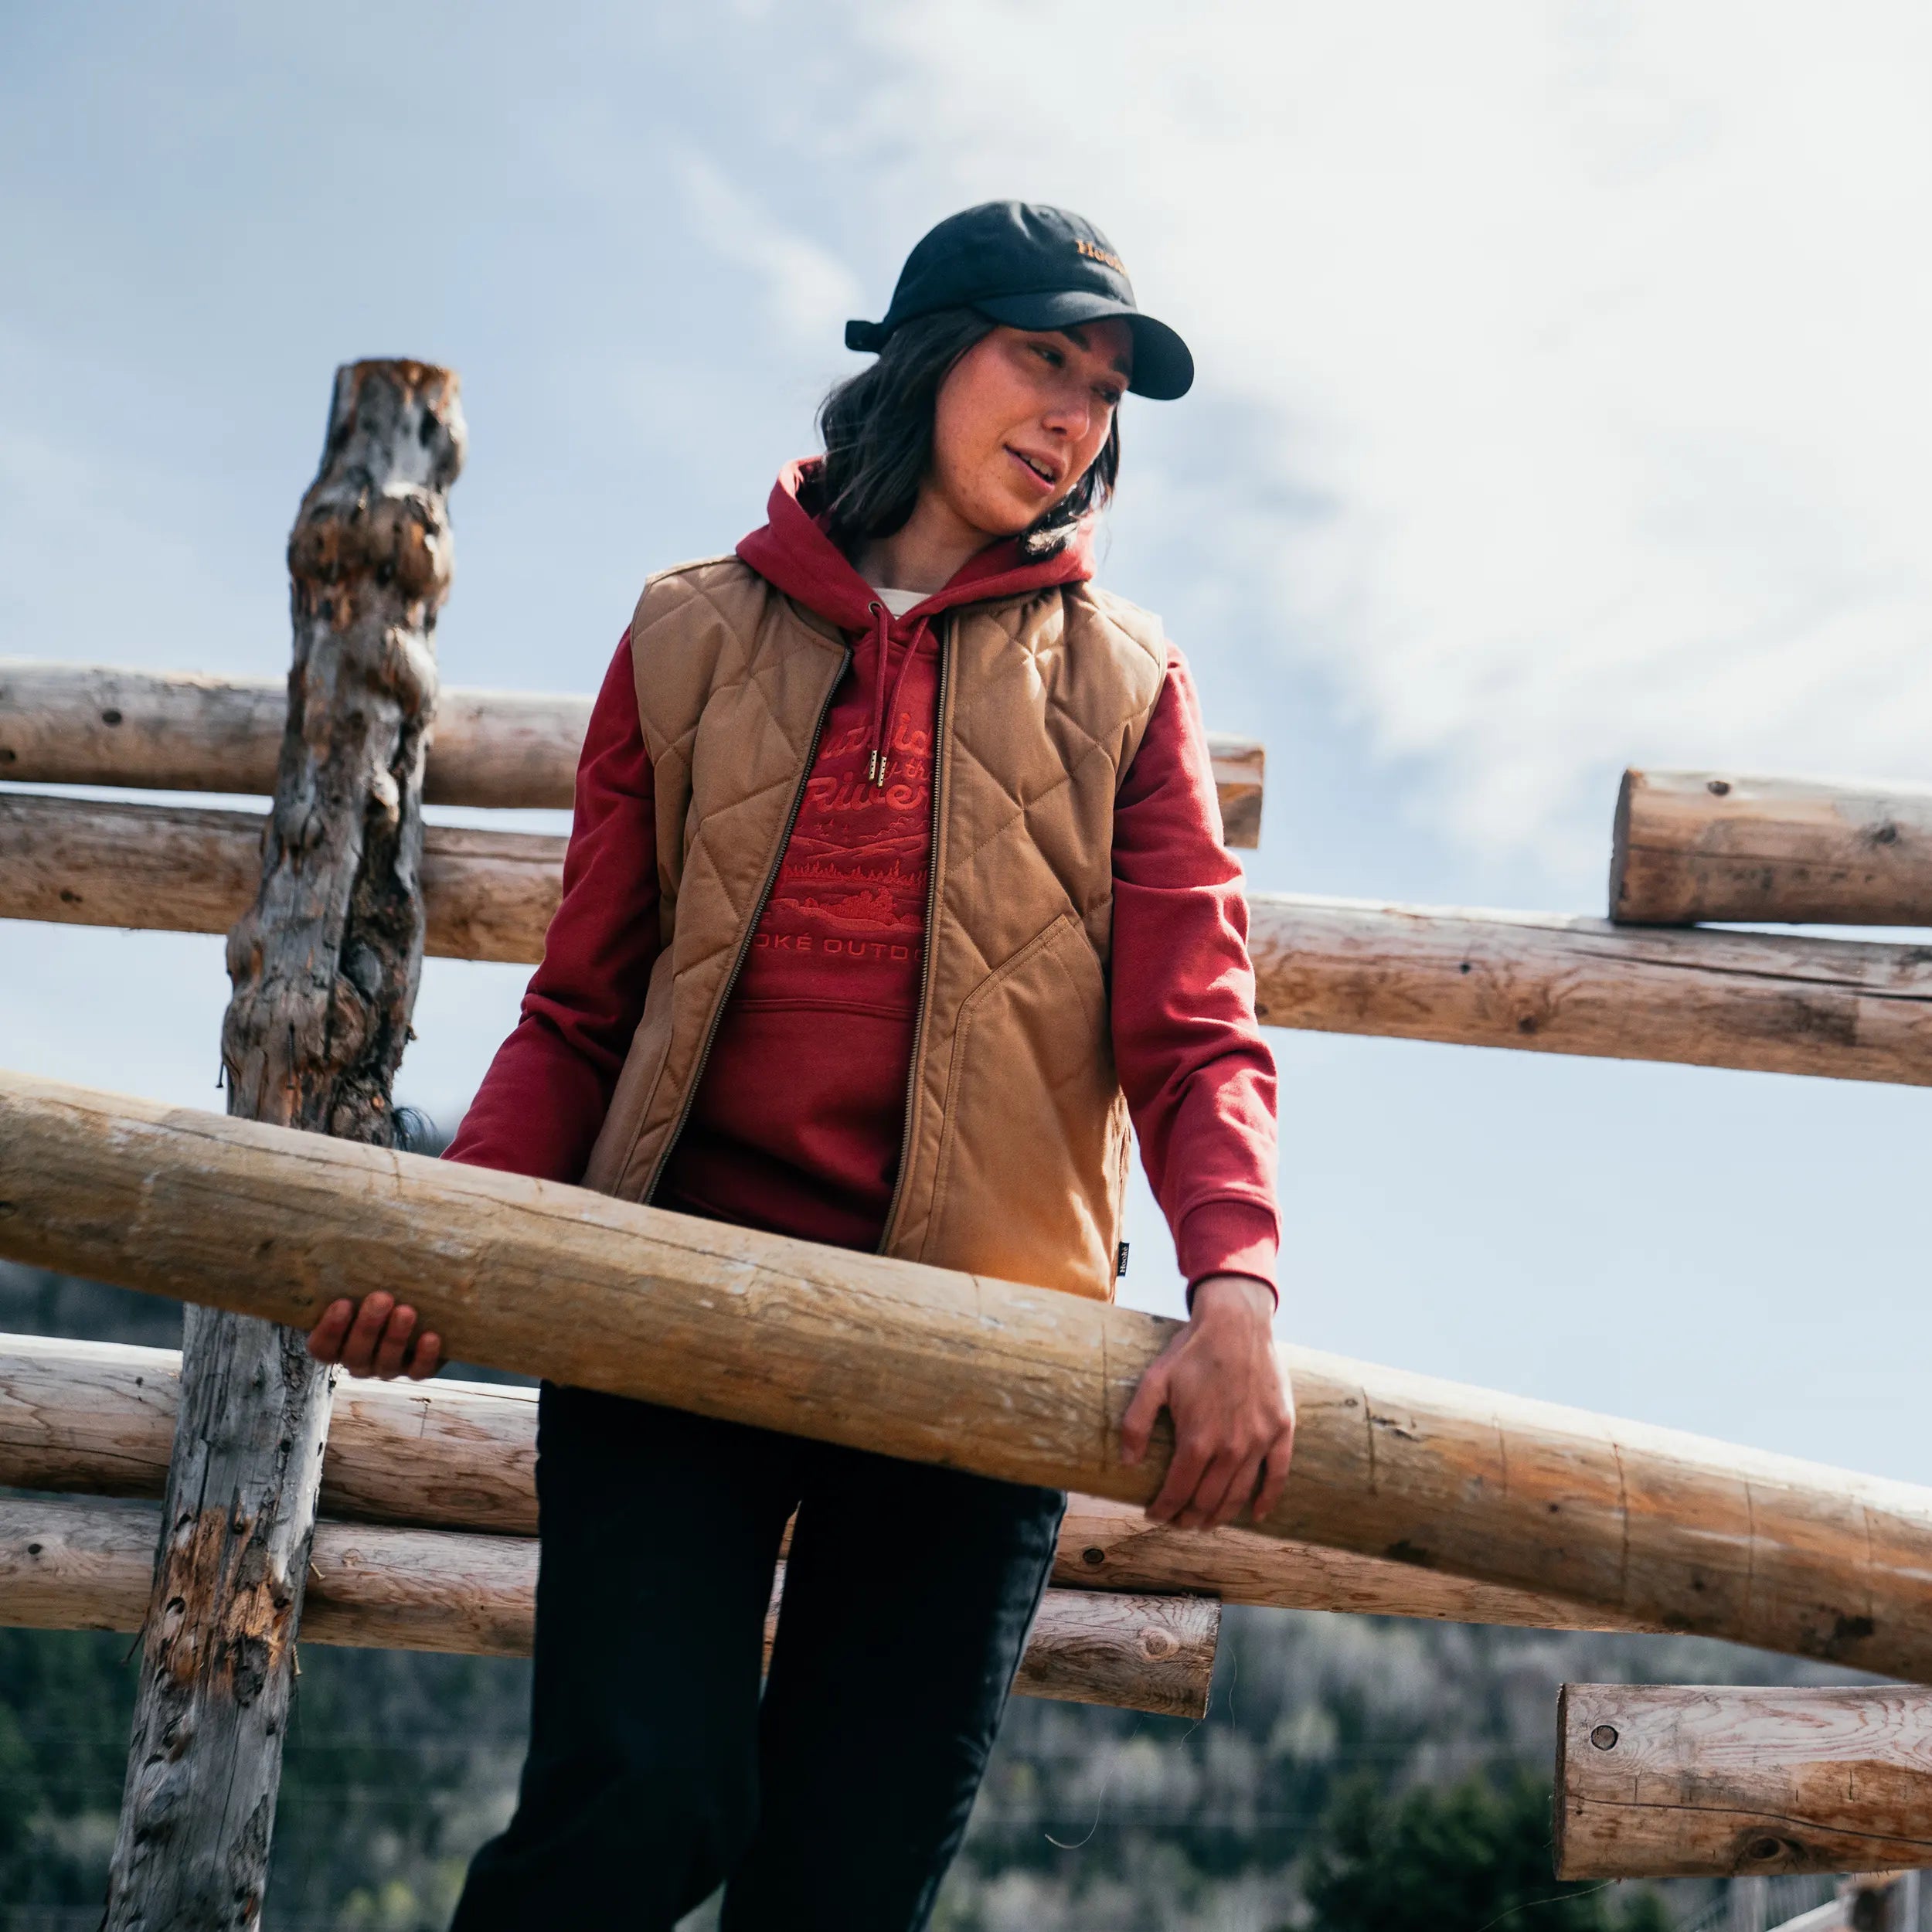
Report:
1075,238,1126,275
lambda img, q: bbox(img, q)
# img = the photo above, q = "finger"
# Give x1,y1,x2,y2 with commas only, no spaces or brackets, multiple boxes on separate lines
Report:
306,1300,355,1364
1118,1362,1172,1466
1148,1437,1211,1524
406,1332,443,1381
340,1293,394,1377
1206,1451,1267,1531
1176,1448,1243,1530
1252,1422,1298,1522
372,1304,418,1380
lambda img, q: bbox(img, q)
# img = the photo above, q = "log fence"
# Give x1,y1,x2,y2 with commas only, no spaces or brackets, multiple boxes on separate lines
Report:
4,359,1930,1906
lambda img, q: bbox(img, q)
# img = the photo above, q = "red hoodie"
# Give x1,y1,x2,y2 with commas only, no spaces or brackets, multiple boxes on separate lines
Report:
448,463,1280,1300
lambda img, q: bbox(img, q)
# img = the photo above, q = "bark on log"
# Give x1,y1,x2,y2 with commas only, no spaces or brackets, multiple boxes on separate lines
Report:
1246,894,1932,1086
12,804,1932,1087
1611,770,1932,927
0,1335,1659,1634
0,1497,1216,1718
1556,1684,1932,1879
4,1072,1930,1682
103,361,464,1932
0,660,1268,850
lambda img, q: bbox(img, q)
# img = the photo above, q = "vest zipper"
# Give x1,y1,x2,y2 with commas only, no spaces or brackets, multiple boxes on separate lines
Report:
639,643,851,1206
878,617,951,1253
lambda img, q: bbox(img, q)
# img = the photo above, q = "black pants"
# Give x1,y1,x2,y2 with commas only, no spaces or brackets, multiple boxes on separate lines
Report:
451,1385,1066,1931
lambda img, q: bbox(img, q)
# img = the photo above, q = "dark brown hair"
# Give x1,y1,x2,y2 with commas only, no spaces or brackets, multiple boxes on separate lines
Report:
815,308,1121,560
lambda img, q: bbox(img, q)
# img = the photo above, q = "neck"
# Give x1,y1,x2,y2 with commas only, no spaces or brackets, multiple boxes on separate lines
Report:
853,491,1000,595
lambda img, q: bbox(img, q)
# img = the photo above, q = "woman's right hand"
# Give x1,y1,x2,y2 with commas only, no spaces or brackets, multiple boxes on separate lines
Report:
307,1293,444,1380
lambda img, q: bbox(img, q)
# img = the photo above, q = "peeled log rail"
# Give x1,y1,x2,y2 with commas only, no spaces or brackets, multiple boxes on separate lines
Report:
0,660,1267,849
0,662,594,811
1611,770,1932,927
0,792,563,967
0,1334,1659,1635
2,1072,1930,1681
1245,895,1932,1087
10,797,1932,1088
0,1497,1215,1717
1062,1495,1659,1633
1556,1684,1932,1879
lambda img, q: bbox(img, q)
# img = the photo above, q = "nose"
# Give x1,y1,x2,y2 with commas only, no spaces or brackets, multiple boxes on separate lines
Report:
1039,383,1097,442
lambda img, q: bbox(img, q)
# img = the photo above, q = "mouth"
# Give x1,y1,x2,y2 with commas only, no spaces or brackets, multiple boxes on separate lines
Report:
1005,446,1061,495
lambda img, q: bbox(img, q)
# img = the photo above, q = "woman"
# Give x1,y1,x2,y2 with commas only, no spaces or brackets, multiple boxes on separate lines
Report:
309,200,1294,1931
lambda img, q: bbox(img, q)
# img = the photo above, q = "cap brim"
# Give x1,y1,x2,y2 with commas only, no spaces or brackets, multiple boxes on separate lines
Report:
974,291,1194,400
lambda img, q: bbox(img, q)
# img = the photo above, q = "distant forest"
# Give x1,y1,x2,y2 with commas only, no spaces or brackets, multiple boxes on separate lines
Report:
0,1254,1865,1932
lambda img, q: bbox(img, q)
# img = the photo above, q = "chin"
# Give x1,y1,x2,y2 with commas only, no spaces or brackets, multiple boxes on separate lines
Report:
975,497,1046,539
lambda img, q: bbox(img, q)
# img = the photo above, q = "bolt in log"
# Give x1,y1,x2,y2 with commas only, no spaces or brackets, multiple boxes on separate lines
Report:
102,361,464,1932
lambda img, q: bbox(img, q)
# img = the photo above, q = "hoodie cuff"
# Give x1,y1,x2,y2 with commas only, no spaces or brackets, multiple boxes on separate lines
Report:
1178,1201,1280,1311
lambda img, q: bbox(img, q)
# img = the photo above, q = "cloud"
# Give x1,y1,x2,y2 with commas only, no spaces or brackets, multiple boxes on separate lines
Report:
672,148,867,343
815,0,1932,876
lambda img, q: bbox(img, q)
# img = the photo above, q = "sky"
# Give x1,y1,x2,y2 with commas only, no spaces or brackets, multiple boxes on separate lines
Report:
3,2,1930,1480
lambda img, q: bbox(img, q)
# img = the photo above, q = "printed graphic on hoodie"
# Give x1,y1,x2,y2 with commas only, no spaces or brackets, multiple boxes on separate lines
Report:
734,634,940,1016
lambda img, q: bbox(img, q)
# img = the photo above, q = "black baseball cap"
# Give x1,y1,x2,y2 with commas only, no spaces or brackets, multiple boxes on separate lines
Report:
845,201,1194,401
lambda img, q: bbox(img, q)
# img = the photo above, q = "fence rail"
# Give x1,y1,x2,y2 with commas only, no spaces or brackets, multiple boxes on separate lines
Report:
0,657,1268,847
0,1495,1215,1716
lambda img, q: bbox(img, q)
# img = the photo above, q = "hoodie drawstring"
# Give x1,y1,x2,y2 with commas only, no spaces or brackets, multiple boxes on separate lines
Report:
863,600,929,788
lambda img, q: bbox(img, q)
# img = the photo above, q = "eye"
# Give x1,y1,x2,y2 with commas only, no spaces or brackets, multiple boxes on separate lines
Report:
1097,383,1124,408
1032,341,1065,368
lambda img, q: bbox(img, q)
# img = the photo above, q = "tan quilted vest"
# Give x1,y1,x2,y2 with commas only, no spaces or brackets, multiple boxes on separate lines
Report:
581,556,1168,1299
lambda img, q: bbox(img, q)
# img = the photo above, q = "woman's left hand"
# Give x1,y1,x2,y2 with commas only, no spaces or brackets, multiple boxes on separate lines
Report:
1118,1274,1295,1530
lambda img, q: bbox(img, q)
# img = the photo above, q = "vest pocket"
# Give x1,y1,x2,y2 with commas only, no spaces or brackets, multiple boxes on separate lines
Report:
925,912,1122,1298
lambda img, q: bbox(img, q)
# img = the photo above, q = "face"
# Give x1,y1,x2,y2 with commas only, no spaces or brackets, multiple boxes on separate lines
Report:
927,319,1131,539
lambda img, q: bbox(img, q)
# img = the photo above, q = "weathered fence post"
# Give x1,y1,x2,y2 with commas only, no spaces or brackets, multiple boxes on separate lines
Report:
103,360,464,1928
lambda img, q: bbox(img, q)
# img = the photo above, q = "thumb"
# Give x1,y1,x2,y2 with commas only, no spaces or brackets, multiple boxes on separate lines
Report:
1119,1360,1172,1466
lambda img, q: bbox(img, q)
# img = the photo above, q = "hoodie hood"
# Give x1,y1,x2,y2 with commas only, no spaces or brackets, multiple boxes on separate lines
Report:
736,457,1095,631
737,457,1097,787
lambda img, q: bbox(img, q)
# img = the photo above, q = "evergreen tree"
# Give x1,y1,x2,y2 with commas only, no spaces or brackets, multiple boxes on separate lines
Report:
1301,1768,1670,1932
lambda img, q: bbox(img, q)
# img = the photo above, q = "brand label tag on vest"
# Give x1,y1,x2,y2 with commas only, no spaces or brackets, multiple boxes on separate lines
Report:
1115,1242,1130,1279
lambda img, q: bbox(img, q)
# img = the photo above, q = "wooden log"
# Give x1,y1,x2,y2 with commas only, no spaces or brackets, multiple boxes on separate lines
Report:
0,1496,1216,1717
0,660,1268,851
0,1335,1658,1634
12,804,1932,1087
0,662,591,811
1246,894,1932,1087
1057,1495,1661,1632
1206,733,1263,849
1611,770,1932,927
0,792,564,966
1556,1684,1932,1879
5,1071,1932,1682
104,361,464,1932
